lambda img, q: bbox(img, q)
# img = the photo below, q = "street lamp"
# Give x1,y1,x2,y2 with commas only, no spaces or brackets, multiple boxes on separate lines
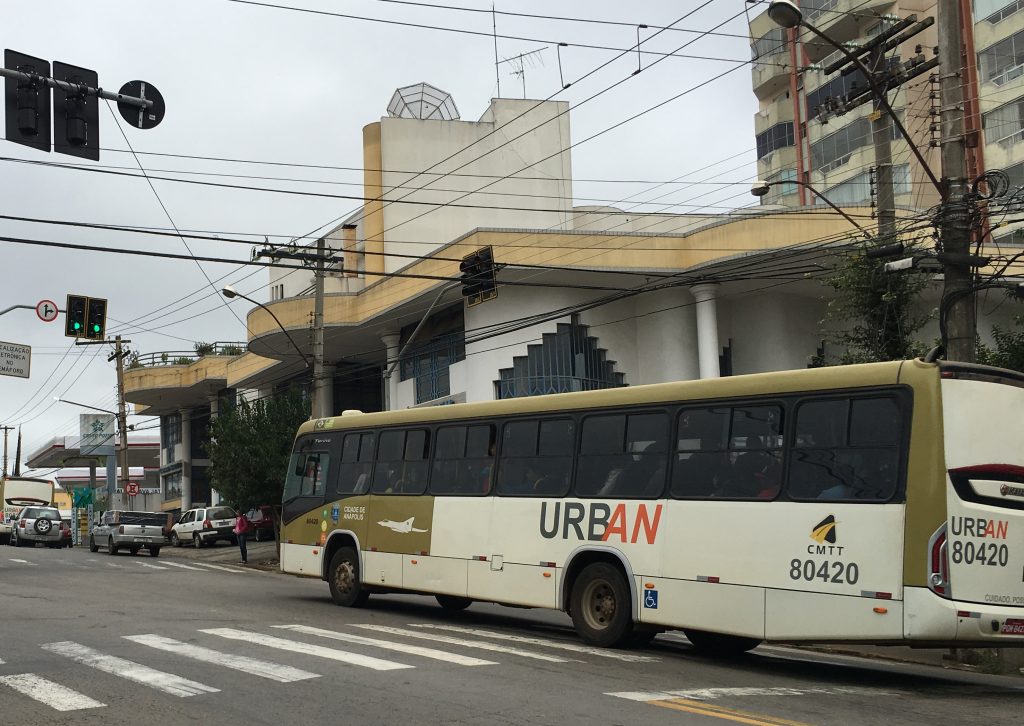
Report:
751,179,873,242
221,285,311,368
766,0,941,193
53,397,118,415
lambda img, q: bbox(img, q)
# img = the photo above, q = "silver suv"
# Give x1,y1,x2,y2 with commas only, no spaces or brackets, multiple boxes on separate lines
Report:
11,506,67,548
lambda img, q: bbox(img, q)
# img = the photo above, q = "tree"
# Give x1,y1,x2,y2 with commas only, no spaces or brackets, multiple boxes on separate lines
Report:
816,243,933,365
977,313,1024,373
207,388,309,546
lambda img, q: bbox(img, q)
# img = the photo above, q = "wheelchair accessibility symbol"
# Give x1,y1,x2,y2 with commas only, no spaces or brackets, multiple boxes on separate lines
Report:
643,589,659,609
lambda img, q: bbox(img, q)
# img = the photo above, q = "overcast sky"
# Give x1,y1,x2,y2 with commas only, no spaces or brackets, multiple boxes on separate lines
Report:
0,0,761,469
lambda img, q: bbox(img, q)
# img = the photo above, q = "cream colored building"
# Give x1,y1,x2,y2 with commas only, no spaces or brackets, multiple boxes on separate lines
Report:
124,83,1020,514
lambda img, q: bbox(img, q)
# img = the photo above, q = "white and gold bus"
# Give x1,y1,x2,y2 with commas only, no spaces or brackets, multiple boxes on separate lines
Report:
279,359,1024,653
0,476,56,545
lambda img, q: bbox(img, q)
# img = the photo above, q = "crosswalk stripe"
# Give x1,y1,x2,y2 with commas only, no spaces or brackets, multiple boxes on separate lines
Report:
201,628,413,671
0,673,105,711
191,562,247,574
159,561,206,571
411,624,658,662
41,642,219,698
106,562,123,568
8,559,33,565
353,624,573,663
273,625,498,666
124,634,319,683
136,562,168,570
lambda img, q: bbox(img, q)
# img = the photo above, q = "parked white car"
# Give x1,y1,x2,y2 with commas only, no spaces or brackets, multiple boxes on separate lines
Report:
169,506,237,548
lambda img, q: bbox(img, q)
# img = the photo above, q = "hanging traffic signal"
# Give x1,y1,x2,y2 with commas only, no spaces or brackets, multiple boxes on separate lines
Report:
3,50,51,154
65,294,87,338
52,61,99,161
85,297,107,340
460,246,497,307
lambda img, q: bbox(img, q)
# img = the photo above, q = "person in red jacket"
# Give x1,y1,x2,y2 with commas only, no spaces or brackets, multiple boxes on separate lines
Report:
233,509,252,564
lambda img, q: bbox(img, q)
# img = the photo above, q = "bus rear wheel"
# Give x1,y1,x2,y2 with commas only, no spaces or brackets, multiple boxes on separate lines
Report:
328,547,369,608
570,562,634,647
683,629,761,656
436,595,472,611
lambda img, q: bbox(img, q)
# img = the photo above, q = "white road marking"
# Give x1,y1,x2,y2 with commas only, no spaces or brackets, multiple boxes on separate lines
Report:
353,624,573,663
202,628,412,671
41,641,219,698
191,562,246,574
124,634,318,683
606,686,899,702
159,561,206,571
8,559,33,565
0,673,105,711
106,562,123,568
411,623,658,662
273,624,497,666
136,562,168,570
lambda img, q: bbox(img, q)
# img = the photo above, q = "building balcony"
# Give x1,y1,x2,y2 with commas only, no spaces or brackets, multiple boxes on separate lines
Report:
123,343,247,416
752,54,792,100
754,100,795,136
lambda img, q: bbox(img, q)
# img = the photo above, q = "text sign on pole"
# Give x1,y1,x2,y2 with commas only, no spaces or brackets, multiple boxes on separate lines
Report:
79,414,116,456
0,340,31,378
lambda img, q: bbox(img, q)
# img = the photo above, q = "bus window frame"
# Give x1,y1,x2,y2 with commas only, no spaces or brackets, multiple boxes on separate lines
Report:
494,414,577,498
574,407,671,500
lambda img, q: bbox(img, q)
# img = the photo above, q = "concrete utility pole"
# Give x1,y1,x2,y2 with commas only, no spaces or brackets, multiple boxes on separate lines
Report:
937,0,975,362
311,237,329,419
113,336,131,510
869,44,896,247
1,425,13,476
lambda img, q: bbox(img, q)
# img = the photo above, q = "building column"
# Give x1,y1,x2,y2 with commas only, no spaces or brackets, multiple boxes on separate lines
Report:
691,283,721,379
179,408,192,510
381,333,401,411
636,286,699,383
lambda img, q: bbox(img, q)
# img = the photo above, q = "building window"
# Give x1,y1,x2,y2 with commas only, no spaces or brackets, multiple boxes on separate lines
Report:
977,0,1024,24
161,413,181,451
751,28,786,60
979,30,1024,85
810,115,900,173
400,332,465,405
802,0,838,22
813,164,910,206
761,169,797,205
756,122,795,159
496,315,625,399
983,97,1024,145
163,472,181,502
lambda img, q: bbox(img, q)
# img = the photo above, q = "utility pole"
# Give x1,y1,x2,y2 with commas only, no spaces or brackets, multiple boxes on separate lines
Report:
311,237,329,419
1,425,13,476
112,336,131,510
869,44,896,247
937,0,975,362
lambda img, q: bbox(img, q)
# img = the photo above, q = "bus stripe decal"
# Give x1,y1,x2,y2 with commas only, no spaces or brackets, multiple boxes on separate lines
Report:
0,674,106,711
273,625,498,666
353,624,573,662
41,642,221,697
200,628,413,671
123,634,319,682
409,624,658,662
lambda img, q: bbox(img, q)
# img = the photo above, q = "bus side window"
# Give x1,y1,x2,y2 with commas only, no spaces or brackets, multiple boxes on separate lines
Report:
671,407,729,498
576,412,668,498
337,433,373,495
372,429,429,495
496,418,573,497
430,425,494,496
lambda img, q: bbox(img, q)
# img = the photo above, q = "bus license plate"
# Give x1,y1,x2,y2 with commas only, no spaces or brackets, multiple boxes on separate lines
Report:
1001,619,1024,635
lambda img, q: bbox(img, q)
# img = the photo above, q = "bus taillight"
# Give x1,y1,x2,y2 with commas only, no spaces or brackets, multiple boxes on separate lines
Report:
928,523,951,598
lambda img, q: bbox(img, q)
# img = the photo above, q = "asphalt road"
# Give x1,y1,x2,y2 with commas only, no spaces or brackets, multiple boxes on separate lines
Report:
1,543,1022,726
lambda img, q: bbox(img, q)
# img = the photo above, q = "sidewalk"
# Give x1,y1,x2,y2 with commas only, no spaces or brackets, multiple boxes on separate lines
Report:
150,539,1024,676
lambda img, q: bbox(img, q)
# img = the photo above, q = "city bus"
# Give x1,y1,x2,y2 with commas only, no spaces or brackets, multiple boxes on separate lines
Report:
279,358,1024,653
0,476,56,545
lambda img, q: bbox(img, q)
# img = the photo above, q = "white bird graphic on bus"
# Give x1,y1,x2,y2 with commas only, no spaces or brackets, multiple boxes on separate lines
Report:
377,517,428,533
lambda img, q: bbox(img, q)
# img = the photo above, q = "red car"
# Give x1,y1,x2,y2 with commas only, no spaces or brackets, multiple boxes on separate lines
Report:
244,506,276,542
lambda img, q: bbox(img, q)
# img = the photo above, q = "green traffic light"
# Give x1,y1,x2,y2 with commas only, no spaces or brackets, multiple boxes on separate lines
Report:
92,324,100,333
74,322,81,330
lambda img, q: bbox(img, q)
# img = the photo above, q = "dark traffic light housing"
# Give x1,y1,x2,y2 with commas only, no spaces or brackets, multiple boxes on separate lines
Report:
3,50,51,154
460,246,497,307
53,61,99,160
85,296,107,339
65,294,87,338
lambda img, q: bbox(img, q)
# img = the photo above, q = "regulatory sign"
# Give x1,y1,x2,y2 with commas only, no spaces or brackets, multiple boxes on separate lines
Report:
126,482,140,497
36,299,58,322
0,340,31,378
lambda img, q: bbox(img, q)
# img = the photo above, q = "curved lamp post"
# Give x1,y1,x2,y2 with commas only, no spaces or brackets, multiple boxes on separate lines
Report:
221,285,311,368
751,178,873,242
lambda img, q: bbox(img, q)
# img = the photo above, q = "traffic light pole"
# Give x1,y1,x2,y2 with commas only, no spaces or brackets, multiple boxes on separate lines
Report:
0,66,153,112
937,0,975,362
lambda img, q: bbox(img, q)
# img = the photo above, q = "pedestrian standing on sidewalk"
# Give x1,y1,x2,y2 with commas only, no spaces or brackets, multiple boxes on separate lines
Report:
233,509,251,565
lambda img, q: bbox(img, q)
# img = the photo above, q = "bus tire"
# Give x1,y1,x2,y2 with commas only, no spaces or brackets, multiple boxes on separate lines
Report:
570,562,634,647
683,629,761,656
435,595,472,611
328,547,369,608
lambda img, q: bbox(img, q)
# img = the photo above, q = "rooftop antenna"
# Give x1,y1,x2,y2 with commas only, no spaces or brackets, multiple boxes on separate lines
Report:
499,48,547,99
492,4,500,98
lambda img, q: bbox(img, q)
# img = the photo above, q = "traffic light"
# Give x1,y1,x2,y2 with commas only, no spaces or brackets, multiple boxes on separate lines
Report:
3,50,51,154
65,294,87,338
85,297,107,340
52,61,99,161
460,246,497,307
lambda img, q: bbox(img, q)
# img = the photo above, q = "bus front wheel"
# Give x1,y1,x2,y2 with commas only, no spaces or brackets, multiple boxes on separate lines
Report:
570,562,634,647
328,547,369,608
683,628,761,656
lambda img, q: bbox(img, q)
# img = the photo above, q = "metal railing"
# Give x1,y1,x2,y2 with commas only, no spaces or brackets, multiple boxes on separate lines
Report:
128,342,248,369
